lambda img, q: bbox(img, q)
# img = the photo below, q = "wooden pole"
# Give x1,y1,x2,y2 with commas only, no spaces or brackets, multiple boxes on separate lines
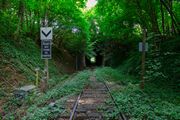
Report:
45,59,49,85
140,29,147,89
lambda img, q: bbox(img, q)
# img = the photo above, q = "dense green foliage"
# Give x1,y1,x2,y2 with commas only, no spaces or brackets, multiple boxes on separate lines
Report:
0,38,60,82
95,67,180,120
1,0,179,81
0,0,92,56
0,0,180,119
89,0,180,89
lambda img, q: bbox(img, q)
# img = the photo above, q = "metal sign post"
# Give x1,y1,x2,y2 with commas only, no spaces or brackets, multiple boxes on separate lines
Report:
40,24,53,90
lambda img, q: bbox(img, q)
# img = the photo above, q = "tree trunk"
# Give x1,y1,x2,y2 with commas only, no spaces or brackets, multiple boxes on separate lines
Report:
135,0,148,29
75,53,86,70
147,0,160,34
25,9,29,31
1,0,7,9
160,0,165,34
31,11,35,37
16,0,25,42
82,53,86,69
75,55,78,71
169,0,175,34
18,0,25,29
160,0,180,34
102,52,106,67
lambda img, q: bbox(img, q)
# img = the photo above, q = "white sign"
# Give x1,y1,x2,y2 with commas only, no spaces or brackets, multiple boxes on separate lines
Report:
40,27,53,40
139,42,148,52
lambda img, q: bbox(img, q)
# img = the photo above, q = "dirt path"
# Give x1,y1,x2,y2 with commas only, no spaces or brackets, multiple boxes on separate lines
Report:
58,74,112,120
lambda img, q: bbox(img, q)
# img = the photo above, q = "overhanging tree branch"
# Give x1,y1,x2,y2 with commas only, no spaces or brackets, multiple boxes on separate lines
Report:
160,0,180,33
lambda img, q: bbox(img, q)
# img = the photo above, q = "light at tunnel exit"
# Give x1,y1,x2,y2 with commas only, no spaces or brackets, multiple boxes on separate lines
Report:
90,57,96,63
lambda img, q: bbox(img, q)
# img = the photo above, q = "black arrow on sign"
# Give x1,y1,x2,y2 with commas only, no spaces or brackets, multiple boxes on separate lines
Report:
42,30,51,37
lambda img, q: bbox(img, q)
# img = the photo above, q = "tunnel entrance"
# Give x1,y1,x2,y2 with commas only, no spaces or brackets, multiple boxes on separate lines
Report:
86,51,103,67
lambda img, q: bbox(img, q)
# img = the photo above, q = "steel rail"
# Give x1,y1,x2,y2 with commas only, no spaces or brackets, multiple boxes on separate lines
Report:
69,91,83,120
103,81,127,120
69,75,127,120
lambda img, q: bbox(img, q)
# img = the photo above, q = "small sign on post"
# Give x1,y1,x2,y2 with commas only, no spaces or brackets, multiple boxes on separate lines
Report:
139,42,148,52
40,27,53,40
40,27,53,59
40,26,53,90
41,40,52,59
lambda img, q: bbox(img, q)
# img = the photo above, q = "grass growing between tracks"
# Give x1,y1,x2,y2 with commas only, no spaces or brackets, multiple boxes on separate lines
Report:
2,70,91,120
95,67,180,120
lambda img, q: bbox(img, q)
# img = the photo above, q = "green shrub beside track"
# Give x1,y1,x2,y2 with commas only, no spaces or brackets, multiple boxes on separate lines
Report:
3,70,91,120
95,67,180,120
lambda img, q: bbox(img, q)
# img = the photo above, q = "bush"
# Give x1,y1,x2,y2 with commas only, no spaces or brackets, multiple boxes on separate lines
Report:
95,67,180,120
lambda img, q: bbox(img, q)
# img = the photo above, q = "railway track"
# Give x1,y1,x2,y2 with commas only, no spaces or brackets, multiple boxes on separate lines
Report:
58,74,127,120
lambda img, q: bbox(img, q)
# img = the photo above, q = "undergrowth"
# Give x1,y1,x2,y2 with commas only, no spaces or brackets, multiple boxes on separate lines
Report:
2,70,91,120
95,67,180,120
0,38,62,83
